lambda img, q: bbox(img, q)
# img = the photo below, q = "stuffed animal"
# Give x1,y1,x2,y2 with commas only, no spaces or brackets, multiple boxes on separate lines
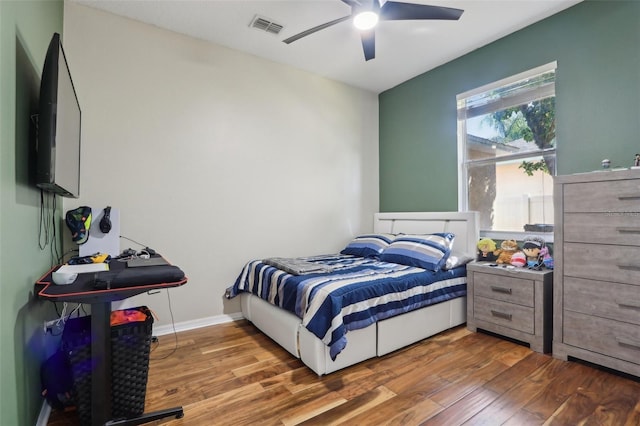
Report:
476,238,497,261
540,245,554,269
522,235,546,268
495,239,519,264
510,251,527,267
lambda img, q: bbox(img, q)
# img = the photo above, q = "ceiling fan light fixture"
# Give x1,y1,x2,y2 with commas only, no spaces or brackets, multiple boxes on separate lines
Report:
353,11,379,30
283,1,464,61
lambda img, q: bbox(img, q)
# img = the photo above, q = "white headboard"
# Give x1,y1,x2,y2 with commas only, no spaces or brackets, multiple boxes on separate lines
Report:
374,212,479,257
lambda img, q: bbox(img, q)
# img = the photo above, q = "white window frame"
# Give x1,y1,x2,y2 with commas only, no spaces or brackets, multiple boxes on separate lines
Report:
457,62,557,241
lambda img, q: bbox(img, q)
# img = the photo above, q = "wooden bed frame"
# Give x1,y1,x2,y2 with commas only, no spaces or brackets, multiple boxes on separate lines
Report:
239,211,479,375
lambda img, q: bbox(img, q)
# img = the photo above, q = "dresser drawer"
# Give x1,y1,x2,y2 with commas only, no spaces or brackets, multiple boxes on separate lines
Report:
564,242,640,286
564,277,640,326
564,310,640,366
473,272,533,307
564,179,640,213
564,212,640,246
474,297,534,334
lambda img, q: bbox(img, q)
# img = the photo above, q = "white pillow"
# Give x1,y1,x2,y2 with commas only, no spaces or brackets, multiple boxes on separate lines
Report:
443,251,474,270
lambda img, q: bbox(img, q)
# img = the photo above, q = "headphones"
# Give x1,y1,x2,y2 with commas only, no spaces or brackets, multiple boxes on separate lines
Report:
99,206,112,234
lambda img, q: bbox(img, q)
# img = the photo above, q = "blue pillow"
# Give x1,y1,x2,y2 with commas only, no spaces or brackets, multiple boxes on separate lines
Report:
340,234,395,258
379,233,455,271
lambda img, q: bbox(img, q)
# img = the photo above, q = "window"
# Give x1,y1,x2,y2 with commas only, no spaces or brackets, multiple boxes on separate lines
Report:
457,62,556,237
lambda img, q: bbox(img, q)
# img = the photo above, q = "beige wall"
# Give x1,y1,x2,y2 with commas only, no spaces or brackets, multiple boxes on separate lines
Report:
62,3,379,330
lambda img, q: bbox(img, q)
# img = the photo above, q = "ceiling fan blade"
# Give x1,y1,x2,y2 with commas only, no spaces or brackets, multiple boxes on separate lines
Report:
380,2,464,21
283,15,352,44
361,29,375,61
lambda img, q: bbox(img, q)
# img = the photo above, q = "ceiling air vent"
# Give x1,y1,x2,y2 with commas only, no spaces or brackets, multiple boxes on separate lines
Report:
249,15,283,35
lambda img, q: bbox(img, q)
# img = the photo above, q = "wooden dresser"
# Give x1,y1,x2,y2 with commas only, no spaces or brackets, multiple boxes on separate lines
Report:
554,170,640,377
467,262,553,353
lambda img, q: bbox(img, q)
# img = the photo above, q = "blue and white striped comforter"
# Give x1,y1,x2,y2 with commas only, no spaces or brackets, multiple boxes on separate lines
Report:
228,254,467,360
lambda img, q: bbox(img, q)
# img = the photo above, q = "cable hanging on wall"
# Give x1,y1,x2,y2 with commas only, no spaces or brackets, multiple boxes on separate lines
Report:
38,189,61,266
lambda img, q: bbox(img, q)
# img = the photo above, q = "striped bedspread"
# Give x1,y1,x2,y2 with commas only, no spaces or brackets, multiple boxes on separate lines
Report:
228,254,467,360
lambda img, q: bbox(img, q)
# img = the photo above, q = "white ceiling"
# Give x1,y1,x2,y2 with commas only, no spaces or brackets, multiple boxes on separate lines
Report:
74,0,583,93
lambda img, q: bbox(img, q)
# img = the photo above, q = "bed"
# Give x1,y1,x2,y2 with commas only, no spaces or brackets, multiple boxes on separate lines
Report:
227,211,479,375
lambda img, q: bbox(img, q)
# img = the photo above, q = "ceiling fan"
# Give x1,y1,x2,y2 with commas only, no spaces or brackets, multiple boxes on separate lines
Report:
282,0,464,61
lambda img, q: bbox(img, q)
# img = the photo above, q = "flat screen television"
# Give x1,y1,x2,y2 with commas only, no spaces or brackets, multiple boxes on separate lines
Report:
36,32,81,198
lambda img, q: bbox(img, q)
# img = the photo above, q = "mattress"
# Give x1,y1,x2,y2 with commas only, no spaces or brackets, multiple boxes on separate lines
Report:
228,254,467,359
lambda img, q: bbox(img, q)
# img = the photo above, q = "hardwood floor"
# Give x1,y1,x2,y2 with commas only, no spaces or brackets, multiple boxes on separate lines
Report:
48,320,640,425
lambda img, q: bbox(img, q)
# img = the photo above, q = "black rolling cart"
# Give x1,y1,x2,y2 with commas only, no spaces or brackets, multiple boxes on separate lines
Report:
36,256,187,426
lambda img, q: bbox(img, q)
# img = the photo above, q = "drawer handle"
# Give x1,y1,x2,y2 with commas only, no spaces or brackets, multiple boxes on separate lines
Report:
617,227,640,234
617,301,640,311
490,310,512,321
617,338,640,351
617,265,640,272
618,194,640,201
491,286,512,295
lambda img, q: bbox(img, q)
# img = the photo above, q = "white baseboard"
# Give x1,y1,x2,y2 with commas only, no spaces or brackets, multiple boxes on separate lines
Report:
152,312,244,336
36,312,244,426
36,401,51,426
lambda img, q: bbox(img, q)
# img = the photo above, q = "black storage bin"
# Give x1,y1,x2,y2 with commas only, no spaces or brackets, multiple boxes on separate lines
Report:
62,306,154,425
111,306,154,419
62,314,92,425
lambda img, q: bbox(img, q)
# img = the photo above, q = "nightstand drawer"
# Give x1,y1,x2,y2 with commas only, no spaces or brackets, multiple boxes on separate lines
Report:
564,243,640,286
564,212,640,246
473,272,533,307
564,277,640,325
474,297,534,334
564,310,640,366
564,179,640,213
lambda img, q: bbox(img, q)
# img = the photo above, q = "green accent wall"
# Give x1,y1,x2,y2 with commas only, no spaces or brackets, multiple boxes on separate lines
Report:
1,1,63,425
379,0,640,212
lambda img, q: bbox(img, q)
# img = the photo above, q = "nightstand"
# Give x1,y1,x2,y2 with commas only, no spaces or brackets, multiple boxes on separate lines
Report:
466,262,553,353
